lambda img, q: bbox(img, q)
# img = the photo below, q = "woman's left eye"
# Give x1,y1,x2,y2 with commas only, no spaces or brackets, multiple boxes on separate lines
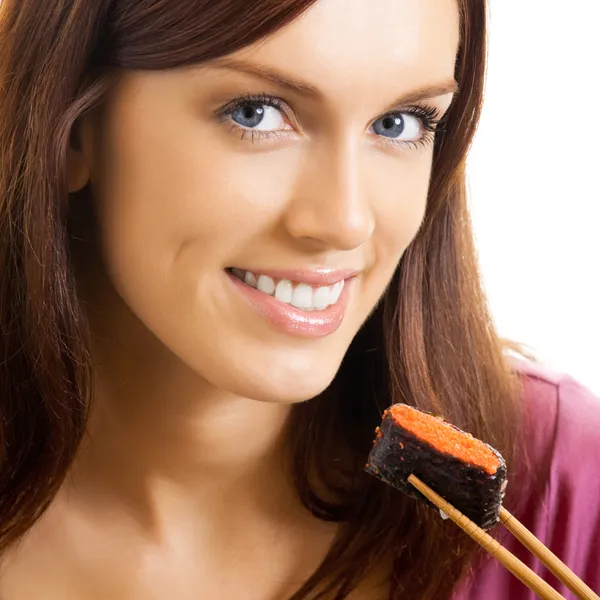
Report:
229,102,287,131
370,112,423,142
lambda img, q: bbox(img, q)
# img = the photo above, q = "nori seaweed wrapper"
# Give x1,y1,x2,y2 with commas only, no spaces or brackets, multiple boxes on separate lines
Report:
365,405,507,530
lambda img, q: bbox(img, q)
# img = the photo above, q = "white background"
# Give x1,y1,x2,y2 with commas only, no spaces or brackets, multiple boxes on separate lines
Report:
468,2,600,394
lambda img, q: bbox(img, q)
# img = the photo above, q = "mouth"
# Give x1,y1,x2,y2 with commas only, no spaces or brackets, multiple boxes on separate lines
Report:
225,266,356,338
227,268,346,312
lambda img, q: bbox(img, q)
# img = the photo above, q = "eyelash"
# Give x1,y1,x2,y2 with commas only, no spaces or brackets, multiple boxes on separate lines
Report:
378,104,441,151
214,93,291,143
214,92,443,149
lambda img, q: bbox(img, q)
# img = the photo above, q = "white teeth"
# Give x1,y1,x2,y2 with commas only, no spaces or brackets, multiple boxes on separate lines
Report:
232,268,346,311
329,280,344,304
313,286,330,310
244,271,257,288
256,274,275,295
291,283,313,309
275,279,293,303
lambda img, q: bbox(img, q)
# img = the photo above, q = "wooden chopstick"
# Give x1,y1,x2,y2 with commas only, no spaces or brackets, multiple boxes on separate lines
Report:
407,474,566,600
499,507,600,600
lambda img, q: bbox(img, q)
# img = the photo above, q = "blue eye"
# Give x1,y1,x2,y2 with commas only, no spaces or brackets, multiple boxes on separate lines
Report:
230,102,286,131
231,104,264,128
372,112,422,141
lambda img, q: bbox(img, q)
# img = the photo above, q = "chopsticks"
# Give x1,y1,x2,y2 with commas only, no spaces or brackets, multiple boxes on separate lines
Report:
498,506,600,600
408,475,599,600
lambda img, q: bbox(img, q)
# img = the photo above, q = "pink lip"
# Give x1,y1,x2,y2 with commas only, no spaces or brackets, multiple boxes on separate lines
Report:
226,270,355,338
231,267,360,286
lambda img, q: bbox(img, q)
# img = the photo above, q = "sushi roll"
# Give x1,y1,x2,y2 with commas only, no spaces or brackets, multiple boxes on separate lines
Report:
365,404,507,530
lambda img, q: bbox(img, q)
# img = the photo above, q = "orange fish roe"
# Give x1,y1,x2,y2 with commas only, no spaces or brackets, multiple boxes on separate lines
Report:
388,404,501,475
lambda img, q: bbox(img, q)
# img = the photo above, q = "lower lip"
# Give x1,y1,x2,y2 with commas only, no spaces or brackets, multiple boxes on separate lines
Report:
226,271,352,338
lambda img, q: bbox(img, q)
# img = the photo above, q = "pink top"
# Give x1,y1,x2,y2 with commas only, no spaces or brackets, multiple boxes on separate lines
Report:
453,360,600,599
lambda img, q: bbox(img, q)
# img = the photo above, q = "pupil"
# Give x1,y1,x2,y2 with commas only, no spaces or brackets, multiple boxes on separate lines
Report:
232,103,265,128
382,117,396,130
374,113,405,138
243,106,257,119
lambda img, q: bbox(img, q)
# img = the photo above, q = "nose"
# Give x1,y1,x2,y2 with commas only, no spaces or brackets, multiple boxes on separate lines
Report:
282,139,375,251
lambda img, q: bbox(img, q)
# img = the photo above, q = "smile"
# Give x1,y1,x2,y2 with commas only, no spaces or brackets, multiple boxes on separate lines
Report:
229,268,345,312
225,266,357,338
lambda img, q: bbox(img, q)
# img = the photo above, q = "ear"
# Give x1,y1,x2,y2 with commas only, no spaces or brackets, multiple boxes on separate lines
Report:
67,116,94,193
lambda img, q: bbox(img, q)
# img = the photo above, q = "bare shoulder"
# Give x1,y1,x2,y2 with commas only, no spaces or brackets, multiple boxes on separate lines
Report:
0,491,116,600
0,502,79,600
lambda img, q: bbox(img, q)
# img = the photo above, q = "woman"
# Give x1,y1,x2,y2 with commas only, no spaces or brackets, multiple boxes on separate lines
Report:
0,0,598,598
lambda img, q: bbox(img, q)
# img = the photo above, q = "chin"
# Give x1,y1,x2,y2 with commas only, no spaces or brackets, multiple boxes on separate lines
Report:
241,368,338,404
245,378,333,405
201,350,344,405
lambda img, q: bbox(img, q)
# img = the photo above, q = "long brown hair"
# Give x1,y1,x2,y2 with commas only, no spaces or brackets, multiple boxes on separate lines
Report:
0,1,520,598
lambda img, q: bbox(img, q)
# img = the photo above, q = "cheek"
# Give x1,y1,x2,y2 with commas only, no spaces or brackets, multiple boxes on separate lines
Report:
369,153,431,283
92,112,303,286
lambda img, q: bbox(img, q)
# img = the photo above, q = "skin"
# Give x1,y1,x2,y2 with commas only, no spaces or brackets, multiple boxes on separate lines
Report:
0,0,459,598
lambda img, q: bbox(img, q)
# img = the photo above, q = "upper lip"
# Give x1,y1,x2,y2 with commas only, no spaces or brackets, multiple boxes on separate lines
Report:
228,267,361,286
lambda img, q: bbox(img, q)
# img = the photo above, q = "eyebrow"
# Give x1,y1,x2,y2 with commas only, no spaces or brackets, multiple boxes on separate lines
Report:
210,58,458,106
385,80,459,109
210,58,322,97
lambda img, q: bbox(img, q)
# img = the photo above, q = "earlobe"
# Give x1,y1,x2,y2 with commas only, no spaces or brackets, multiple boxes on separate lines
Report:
67,146,91,193
66,116,94,193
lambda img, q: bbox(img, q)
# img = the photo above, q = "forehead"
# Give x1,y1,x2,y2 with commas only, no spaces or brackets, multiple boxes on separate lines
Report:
233,0,460,104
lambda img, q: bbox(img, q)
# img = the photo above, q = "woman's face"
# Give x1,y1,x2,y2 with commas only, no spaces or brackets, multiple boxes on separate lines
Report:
76,0,459,403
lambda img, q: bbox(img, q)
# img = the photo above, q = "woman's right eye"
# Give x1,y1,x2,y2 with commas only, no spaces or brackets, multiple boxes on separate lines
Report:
228,102,287,132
